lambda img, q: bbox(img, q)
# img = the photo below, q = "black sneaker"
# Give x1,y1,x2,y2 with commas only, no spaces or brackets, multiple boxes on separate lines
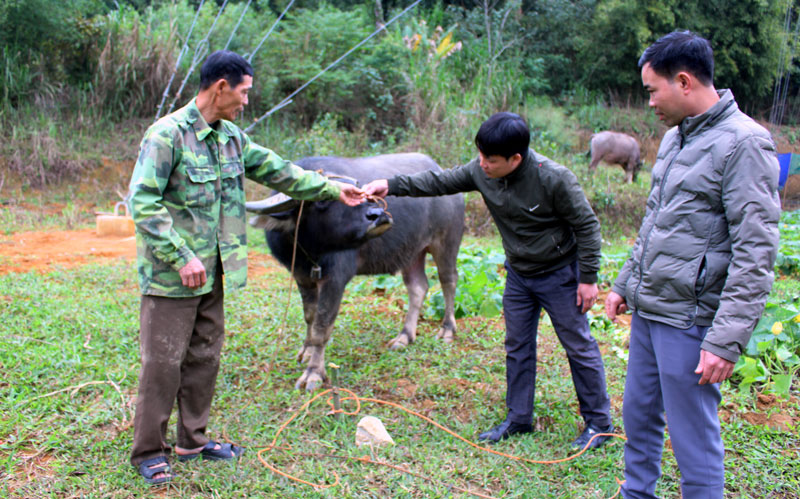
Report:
570,423,615,451
478,419,533,443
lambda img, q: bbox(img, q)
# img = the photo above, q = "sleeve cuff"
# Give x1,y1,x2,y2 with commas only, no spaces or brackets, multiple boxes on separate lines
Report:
172,246,195,271
325,180,341,200
700,339,740,364
386,176,400,195
579,272,598,284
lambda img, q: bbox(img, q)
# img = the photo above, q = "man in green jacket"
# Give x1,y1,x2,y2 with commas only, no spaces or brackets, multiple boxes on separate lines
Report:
364,112,613,449
127,50,364,485
605,32,780,498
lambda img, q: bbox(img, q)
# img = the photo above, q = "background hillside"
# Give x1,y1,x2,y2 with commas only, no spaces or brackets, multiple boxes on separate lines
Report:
1,0,800,233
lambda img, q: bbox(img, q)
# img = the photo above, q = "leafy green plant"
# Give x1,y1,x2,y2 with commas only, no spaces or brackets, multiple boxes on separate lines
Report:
426,245,506,319
775,210,800,276
598,247,631,286
734,299,800,397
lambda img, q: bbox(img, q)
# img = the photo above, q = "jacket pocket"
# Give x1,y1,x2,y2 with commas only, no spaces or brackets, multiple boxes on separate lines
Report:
694,256,707,297
220,160,244,179
185,166,218,207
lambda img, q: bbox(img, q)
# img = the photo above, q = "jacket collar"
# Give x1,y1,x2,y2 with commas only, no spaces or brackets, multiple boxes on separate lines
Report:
184,98,234,144
679,89,737,141
499,148,535,183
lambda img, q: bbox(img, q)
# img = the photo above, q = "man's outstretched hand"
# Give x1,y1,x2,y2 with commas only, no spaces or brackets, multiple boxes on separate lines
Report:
335,182,367,206
363,179,389,198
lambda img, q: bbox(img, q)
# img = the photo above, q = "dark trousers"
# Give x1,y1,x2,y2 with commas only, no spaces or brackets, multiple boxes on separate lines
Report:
502,261,611,428
130,268,225,466
621,312,724,499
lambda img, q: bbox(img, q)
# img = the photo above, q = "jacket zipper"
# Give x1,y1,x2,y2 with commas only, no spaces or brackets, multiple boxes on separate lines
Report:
633,134,684,311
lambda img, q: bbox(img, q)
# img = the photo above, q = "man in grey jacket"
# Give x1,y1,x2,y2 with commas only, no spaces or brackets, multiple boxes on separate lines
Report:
364,112,613,450
605,31,780,498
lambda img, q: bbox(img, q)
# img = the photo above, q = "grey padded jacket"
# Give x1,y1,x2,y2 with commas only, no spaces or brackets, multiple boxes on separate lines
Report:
612,89,781,363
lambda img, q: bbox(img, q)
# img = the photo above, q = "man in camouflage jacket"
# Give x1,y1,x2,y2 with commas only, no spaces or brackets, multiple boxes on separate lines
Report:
127,50,364,485
605,32,780,498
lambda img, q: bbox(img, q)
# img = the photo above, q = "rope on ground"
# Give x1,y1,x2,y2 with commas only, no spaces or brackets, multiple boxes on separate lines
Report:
255,386,627,498
244,0,423,133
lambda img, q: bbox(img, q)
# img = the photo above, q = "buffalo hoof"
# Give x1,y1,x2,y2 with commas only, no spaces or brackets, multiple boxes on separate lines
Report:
296,346,312,364
387,333,411,350
436,328,455,344
295,369,325,392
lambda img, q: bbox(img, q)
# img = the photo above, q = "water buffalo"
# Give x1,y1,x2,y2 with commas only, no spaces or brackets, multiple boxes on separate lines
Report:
246,153,465,391
589,131,642,183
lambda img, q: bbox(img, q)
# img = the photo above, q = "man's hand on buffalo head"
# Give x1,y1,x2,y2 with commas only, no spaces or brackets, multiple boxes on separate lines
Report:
363,179,389,198
335,182,367,206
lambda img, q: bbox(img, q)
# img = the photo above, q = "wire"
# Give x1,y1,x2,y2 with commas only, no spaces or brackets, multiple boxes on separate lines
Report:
247,0,297,64
165,0,231,116
153,0,206,121
224,0,253,51
244,0,423,133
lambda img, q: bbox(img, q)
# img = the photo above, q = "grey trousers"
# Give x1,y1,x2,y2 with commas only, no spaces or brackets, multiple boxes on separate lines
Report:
621,312,724,499
502,261,612,428
130,268,225,466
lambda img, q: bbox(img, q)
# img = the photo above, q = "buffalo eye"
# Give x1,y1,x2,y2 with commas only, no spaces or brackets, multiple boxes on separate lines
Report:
314,200,334,211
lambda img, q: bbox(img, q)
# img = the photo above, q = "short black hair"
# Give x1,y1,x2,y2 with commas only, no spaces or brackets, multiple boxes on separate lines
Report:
474,112,530,160
199,50,254,90
638,31,714,86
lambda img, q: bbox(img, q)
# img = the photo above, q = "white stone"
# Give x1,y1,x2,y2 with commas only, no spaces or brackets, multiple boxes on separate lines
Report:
355,416,395,447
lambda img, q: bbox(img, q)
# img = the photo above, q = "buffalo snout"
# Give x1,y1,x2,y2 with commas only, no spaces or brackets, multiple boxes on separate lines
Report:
366,204,393,237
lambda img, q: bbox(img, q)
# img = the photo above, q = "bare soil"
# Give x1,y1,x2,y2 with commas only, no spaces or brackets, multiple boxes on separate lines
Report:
0,229,137,275
0,228,278,277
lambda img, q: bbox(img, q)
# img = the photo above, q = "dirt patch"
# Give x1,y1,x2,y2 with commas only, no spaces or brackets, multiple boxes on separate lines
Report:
247,251,283,277
0,229,137,275
0,228,282,277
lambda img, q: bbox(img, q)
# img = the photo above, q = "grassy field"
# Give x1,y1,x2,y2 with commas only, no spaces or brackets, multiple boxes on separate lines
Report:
0,213,798,498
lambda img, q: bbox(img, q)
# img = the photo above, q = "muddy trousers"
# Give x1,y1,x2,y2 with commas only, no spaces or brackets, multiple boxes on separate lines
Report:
621,312,723,499
130,270,225,467
502,261,612,429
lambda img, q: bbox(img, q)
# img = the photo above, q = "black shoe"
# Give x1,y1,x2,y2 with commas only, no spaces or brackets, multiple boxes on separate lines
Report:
478,420,533,443
570,423,615,451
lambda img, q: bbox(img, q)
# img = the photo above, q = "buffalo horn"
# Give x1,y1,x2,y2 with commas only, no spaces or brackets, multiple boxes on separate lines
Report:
245,193,301,214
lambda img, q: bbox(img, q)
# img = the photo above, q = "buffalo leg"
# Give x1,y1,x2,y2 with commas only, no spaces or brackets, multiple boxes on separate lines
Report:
589,155,600,173
626,160,637,183
295,279,346,391
388,252,428,350
295,284,318,364
431,247,458,343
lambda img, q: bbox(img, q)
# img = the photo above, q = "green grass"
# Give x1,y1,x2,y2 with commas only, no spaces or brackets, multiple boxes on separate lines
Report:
1,232,797,497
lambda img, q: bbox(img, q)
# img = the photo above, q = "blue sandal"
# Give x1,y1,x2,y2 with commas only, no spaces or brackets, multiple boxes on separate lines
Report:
138,455,172,485
178,440,244,462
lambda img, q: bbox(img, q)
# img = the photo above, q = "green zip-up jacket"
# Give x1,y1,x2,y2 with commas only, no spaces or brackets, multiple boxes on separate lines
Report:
387,149,602,283
128,98,341,297
612,90,780,362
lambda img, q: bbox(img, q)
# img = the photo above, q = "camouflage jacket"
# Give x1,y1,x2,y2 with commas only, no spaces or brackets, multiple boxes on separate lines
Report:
128,99,340,297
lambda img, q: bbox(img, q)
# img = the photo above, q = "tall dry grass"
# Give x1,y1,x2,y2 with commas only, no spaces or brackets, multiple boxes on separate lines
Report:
92,11,179,118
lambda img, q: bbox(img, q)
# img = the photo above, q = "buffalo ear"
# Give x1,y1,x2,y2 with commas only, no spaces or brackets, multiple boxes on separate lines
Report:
248,214,296,233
